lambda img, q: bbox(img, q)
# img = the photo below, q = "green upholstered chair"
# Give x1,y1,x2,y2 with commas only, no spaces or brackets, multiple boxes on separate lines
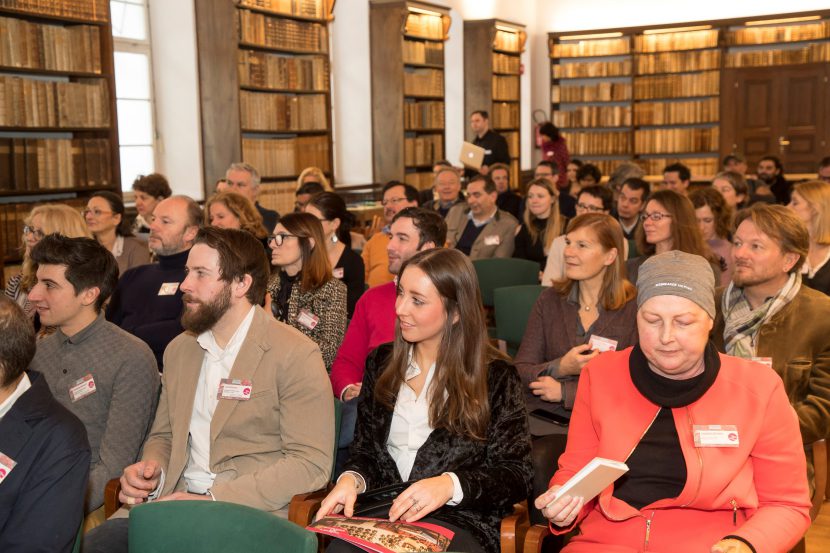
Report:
473,258,541,307
494,285,545,357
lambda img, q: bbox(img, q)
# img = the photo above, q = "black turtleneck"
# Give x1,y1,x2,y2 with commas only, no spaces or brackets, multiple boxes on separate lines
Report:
272,270,299,322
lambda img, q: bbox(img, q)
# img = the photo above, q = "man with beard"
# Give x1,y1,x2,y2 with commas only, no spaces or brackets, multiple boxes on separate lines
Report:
714,204,830,483
28,235,159,524
756,155,791,205
362,181,419,288
83,228,334,553
107,195,203,371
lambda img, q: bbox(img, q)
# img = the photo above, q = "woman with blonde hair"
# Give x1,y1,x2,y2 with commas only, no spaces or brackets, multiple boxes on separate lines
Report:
206,191,270,249
296,166,332,192
4,203,91,322
513,178,565,270
788,179,830,295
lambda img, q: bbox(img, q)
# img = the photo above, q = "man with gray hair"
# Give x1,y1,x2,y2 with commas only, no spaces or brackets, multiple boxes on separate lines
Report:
225,162,279,232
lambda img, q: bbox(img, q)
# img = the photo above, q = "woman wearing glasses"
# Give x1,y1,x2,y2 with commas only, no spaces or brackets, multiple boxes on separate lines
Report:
266,212,347,370
626,189,720,284
690,188,734,287
512,178,565,271
5,204,91,325
305,192,365,318
84,191,150,276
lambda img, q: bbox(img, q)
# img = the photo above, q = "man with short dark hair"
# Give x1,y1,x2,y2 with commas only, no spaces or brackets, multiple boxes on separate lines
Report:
490,162,522,220
362,181,419,288
663,162,691,196
819,156,830,184
616,177,649,259
28,235,159,520
0,297,90,553
294,181,325,212
107,195,203,371
225,162,279,232
756,155,791,205
723,154,748,176
446,175,518,259
83,228,334,553
470,110,509,176
428,167,465,218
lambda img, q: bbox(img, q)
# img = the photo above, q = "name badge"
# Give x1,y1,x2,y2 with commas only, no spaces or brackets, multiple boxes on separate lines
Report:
332,267,344,279
69,374,97,403
0,452,16,484
588,335,618,353
752,357,773,368
484,149,493,155
297,309,320,330
483,235,500,246
693,425,739,448
158,282,180,296
217,378,252,401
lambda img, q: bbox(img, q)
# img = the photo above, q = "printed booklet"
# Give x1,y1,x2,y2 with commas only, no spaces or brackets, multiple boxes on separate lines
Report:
308,515,454,553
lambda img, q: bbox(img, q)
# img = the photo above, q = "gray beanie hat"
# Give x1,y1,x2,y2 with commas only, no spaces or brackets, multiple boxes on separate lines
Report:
636,250,716,318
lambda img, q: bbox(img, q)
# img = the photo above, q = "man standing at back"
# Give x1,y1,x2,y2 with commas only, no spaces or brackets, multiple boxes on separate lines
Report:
470,110,509,176
107,195,203,371
362,181,419,288
225,162,279,232
83,228,334,553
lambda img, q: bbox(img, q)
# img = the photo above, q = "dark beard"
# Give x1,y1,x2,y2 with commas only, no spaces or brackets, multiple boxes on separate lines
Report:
181,285,231,334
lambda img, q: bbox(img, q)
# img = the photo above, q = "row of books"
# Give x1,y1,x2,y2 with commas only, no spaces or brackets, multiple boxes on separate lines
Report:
634,98,719,126
727,20,830,45
562,130,631,155
492,102,519,130
553,82,632,103
258,180,298,218
493,52,520,74
239,10,328,54
494,30,521,53
239,91,327,131
634,30,719,53
635,50,720,75
239,0,326,19
638,156,719,177
1,198,88,261
553,59,632,79
0,16,101,74
402,39,443,66
0,0,108,22
588,159,624,176
404,134,443,167
633,70,719,100
404,68,443,97
237,49,329,91
493,75,519,101
0,76,110,128
404,100,444,130
404,171,433,190
242,136,330,178
553,105,632,128
404,13,444,40
634,127,719,154
552,37,630,57
0,137,111,191
725,42,830,67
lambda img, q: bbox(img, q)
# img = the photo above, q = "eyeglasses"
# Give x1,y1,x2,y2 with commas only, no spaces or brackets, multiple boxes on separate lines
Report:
268,232,298,246
381,197,408,207
23,226,45,240
83,208,113,218
576,203,605,213
641,211,672,222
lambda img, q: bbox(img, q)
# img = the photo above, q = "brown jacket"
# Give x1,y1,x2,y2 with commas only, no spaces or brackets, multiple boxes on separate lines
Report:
445,205,518,259
713,285,830,444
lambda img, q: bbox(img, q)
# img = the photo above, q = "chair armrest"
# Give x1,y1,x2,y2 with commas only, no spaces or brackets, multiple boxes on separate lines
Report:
500,501,530,553
288,487,330,527
104,478,123,519
522,524,552,553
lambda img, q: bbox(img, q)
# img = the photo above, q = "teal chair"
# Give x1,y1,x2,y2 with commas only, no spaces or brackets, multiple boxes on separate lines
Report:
494,285,545,357
129,500,317,553
473,258,540,307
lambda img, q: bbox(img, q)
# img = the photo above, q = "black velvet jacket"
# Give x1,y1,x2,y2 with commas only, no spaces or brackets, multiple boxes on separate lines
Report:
346,343,533,553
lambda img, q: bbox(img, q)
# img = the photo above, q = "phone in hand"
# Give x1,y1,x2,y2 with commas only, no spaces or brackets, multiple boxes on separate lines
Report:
530,409,570,426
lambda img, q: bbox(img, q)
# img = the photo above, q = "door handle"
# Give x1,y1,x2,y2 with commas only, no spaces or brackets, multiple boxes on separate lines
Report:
778,136,790,152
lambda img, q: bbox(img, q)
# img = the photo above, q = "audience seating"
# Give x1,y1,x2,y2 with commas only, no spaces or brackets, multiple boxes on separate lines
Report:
494,285,544,357
128,500,317,553
473,258,540,307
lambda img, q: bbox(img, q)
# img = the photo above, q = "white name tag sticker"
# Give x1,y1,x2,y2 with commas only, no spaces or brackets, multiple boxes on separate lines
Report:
589,335,618,353
332,267,344,279
0,452,16,484
217,379,252,401
484,149,493,155
694,425,739,448
483,235,500,246
158,282,180,296
751,357,773,368
69,374,97,403
297,309,320,330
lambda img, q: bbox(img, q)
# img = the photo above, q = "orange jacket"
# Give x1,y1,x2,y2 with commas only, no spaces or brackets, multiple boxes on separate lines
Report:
550,347,811,553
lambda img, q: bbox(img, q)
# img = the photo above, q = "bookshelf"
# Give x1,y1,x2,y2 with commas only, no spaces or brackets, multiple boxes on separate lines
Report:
369,0,450,190
0,0,119,265
464,19,526,187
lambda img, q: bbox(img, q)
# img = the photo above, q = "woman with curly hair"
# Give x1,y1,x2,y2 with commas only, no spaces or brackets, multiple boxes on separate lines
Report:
206,191,270,250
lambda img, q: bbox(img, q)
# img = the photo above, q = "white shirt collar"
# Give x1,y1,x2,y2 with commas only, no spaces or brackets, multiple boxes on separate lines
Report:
802,249,830,279
467,207,497,228
0,373,32,420
196,306,257,361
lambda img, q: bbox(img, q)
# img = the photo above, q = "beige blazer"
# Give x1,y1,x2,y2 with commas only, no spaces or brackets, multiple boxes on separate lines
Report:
140,305,334,516
445,205,519,260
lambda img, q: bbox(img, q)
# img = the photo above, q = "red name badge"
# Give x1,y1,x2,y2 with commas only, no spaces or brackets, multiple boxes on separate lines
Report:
217,379,253,401
693,425,739,448
0,452,17,484
69,374,97,403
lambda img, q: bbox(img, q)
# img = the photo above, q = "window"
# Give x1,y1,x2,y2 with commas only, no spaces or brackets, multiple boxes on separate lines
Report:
111,0,156,192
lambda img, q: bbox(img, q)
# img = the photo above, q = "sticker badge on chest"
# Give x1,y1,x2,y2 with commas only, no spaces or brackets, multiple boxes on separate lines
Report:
297,309,320,330
0,452,16,484
588,335,618,353
332,267,345,279
158,282,180,296
69,374,97,403
693,425,739,448
217,379,253,401
483,235,500,246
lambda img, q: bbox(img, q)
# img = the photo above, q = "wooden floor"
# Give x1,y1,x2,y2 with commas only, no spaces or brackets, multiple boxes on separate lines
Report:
806,501,830,553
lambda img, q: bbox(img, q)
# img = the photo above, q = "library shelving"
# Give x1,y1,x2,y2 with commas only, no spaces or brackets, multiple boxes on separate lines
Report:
464,19,526,187
0,0,119,264
370,0,450,190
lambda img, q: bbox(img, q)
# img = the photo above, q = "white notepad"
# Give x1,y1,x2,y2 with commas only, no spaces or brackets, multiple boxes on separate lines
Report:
552,457,629,503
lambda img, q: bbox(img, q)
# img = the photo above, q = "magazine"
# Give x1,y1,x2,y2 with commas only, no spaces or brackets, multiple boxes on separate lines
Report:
308,515,455,553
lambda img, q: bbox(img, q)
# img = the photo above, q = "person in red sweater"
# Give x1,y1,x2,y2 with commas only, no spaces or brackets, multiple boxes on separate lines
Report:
536,250,811,553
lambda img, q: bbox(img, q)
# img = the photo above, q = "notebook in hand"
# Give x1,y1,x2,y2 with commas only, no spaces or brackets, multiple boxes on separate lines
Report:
551,457,628,503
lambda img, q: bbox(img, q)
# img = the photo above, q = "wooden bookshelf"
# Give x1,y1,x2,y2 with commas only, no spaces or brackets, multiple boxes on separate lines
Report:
369,0,450,189
464,19,525,186
0,0,119,264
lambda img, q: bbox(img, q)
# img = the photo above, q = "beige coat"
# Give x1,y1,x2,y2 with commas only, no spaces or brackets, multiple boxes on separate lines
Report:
445,205,519,259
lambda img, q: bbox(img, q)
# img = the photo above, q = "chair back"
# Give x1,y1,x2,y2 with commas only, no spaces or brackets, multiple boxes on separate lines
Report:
494,285,545,357
473,258,540,307
128,501,318,553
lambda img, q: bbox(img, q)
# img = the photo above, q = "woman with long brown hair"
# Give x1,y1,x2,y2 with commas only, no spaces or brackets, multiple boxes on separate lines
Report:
513,177,565,270
316,248,532,553
266,212,346,370
206,191,270,250
690,187,734,286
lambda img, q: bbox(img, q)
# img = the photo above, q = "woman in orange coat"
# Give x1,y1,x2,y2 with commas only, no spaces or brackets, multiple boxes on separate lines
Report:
536,250,811,553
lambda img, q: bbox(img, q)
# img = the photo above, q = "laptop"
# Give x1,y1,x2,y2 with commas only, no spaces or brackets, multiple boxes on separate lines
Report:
459,141,486,169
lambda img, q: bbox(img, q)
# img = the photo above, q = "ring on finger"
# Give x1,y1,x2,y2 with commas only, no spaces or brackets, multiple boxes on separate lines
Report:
412,498,421,512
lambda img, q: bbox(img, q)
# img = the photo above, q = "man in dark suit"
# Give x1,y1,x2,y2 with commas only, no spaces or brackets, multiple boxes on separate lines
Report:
0,297,90,553
225,162,279,232
469,110,509,177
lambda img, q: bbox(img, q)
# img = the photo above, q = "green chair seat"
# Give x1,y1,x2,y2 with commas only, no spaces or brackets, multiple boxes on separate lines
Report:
473,258,540,307
494,285,545,358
